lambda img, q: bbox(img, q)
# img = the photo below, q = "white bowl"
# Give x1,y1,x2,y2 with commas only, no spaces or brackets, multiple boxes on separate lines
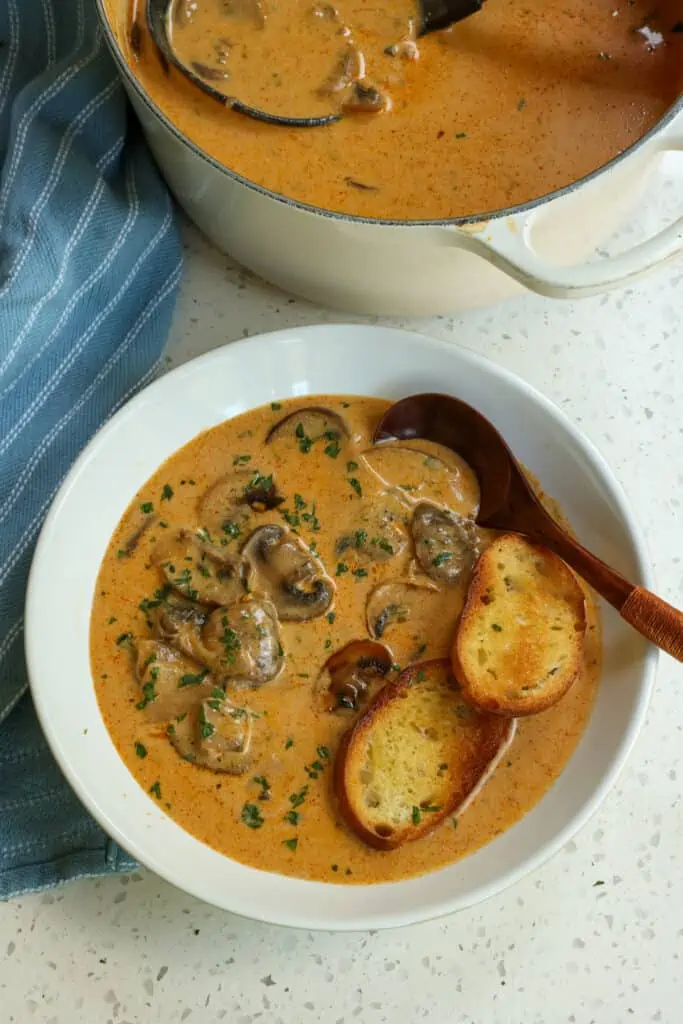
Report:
25,325,656,930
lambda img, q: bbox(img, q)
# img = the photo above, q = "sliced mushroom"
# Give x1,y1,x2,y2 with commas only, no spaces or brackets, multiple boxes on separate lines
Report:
411,502,480,585
319,45,363,94
135,639,214,722
152,530,246,606
265,406,350,451
361,443,477,514
118,511,157,558
314,639,392,712
342,81,390,114
335,494,409,564
199,469,284,535
243,524,334,621
150,594,209,659
200,598,284,687
168,691,255,774
365,580,461,666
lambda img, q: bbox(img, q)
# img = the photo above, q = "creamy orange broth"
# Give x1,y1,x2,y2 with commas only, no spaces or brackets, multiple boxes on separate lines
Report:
107,0,683,220
91,396,600,884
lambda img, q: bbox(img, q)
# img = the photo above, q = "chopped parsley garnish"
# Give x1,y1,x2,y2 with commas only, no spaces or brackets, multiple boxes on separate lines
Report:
421,804,442,813
220,616,242,663
352,568,368,579
149,781,162,799
199,704,214,738
115,632,133,647
284,809,299,826
348,477,362,497
324,638,332,649
374,538,394,554
283,838,298,851
416,670,426,683
107,616,117,625
161,483,174,501
294,493,306,511
140,501,154,514
335,562,349,576
295,422,313,453
324,440,341,459
253,775,270,798
517,97,526,111
491,623,503,632
432,552,452,567
134,742,147,759
222,520,241,540
317,745,330,760
326,612,336,624
139,583,172,613
284,736,294,750
346,460,358,472
289,785,308,809
354,529,368,548
240,802,264,829
271,401,282,410
281,509,300,528
178,669,209,688
232,453,252,465
411,806,421,825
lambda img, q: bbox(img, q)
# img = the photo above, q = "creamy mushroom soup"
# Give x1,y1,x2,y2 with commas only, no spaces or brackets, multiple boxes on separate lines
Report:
91,396,601,884
106,0,683,219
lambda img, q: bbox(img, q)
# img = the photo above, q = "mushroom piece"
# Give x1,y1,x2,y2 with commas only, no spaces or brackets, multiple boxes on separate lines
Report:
200,598,284,687
168,691,255,774
152,529,246,606
314,639,392,712
365,580,436,639
342,81,390,114
135,639,214,722
319,45,364,94
411,502,480,585
335,494,409,564
150,593,209,659
199,469,284,535
265,406,350,452
243,524,334,621
361,443,476,515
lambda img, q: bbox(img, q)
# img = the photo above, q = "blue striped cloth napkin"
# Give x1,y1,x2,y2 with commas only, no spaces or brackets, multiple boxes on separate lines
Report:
0,0,182,898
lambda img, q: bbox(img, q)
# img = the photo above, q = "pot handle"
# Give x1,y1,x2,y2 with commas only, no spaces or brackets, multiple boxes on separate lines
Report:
445,142,683,298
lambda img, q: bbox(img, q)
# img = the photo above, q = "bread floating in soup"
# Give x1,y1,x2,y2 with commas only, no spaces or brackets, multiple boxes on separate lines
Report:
92,395,601,884
111,0,683,219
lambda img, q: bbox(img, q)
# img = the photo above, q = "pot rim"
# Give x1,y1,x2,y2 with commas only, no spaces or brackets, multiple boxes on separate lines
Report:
97,0,683,228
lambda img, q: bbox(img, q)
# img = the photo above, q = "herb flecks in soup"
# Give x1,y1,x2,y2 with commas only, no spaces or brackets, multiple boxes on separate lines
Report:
92,397,600,884
113,0,683,218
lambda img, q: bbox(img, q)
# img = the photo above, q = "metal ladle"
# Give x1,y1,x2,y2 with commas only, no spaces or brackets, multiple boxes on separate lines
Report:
146,0,486,128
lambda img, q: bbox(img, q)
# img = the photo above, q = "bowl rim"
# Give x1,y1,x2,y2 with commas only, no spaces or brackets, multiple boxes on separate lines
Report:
25,325,658,929
95,0,683,229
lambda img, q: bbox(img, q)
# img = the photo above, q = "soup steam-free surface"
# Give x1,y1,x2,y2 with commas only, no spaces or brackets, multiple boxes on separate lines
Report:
91,397,600,884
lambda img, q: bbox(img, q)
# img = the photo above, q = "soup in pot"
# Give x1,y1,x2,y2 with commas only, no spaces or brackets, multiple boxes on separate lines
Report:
108,0,683,219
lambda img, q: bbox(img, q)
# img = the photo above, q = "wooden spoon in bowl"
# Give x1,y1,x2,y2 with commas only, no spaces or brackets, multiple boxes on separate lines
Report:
374,393,683,662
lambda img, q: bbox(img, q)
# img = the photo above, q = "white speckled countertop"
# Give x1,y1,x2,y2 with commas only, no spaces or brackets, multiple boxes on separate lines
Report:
2,218,682,1024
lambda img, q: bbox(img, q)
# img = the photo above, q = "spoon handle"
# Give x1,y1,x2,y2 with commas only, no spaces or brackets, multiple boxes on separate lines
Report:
529,521,683,662
619,588,683,662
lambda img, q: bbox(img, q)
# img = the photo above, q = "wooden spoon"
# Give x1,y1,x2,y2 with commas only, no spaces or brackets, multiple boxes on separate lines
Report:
374,393,683,662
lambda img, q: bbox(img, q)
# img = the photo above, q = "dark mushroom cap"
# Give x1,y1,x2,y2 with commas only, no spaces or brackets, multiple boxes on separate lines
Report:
315,638,392,712
411,502,480,585
242,524,335,621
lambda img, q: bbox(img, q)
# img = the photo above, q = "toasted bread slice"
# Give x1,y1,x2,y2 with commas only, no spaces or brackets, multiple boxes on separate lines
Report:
453,534,586,716
335,659,515,850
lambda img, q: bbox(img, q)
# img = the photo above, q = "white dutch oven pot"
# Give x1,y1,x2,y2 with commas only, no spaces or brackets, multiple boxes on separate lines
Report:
98,0,683,315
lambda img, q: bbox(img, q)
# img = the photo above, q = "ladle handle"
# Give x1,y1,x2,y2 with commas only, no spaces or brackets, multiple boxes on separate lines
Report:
620,588,683,662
